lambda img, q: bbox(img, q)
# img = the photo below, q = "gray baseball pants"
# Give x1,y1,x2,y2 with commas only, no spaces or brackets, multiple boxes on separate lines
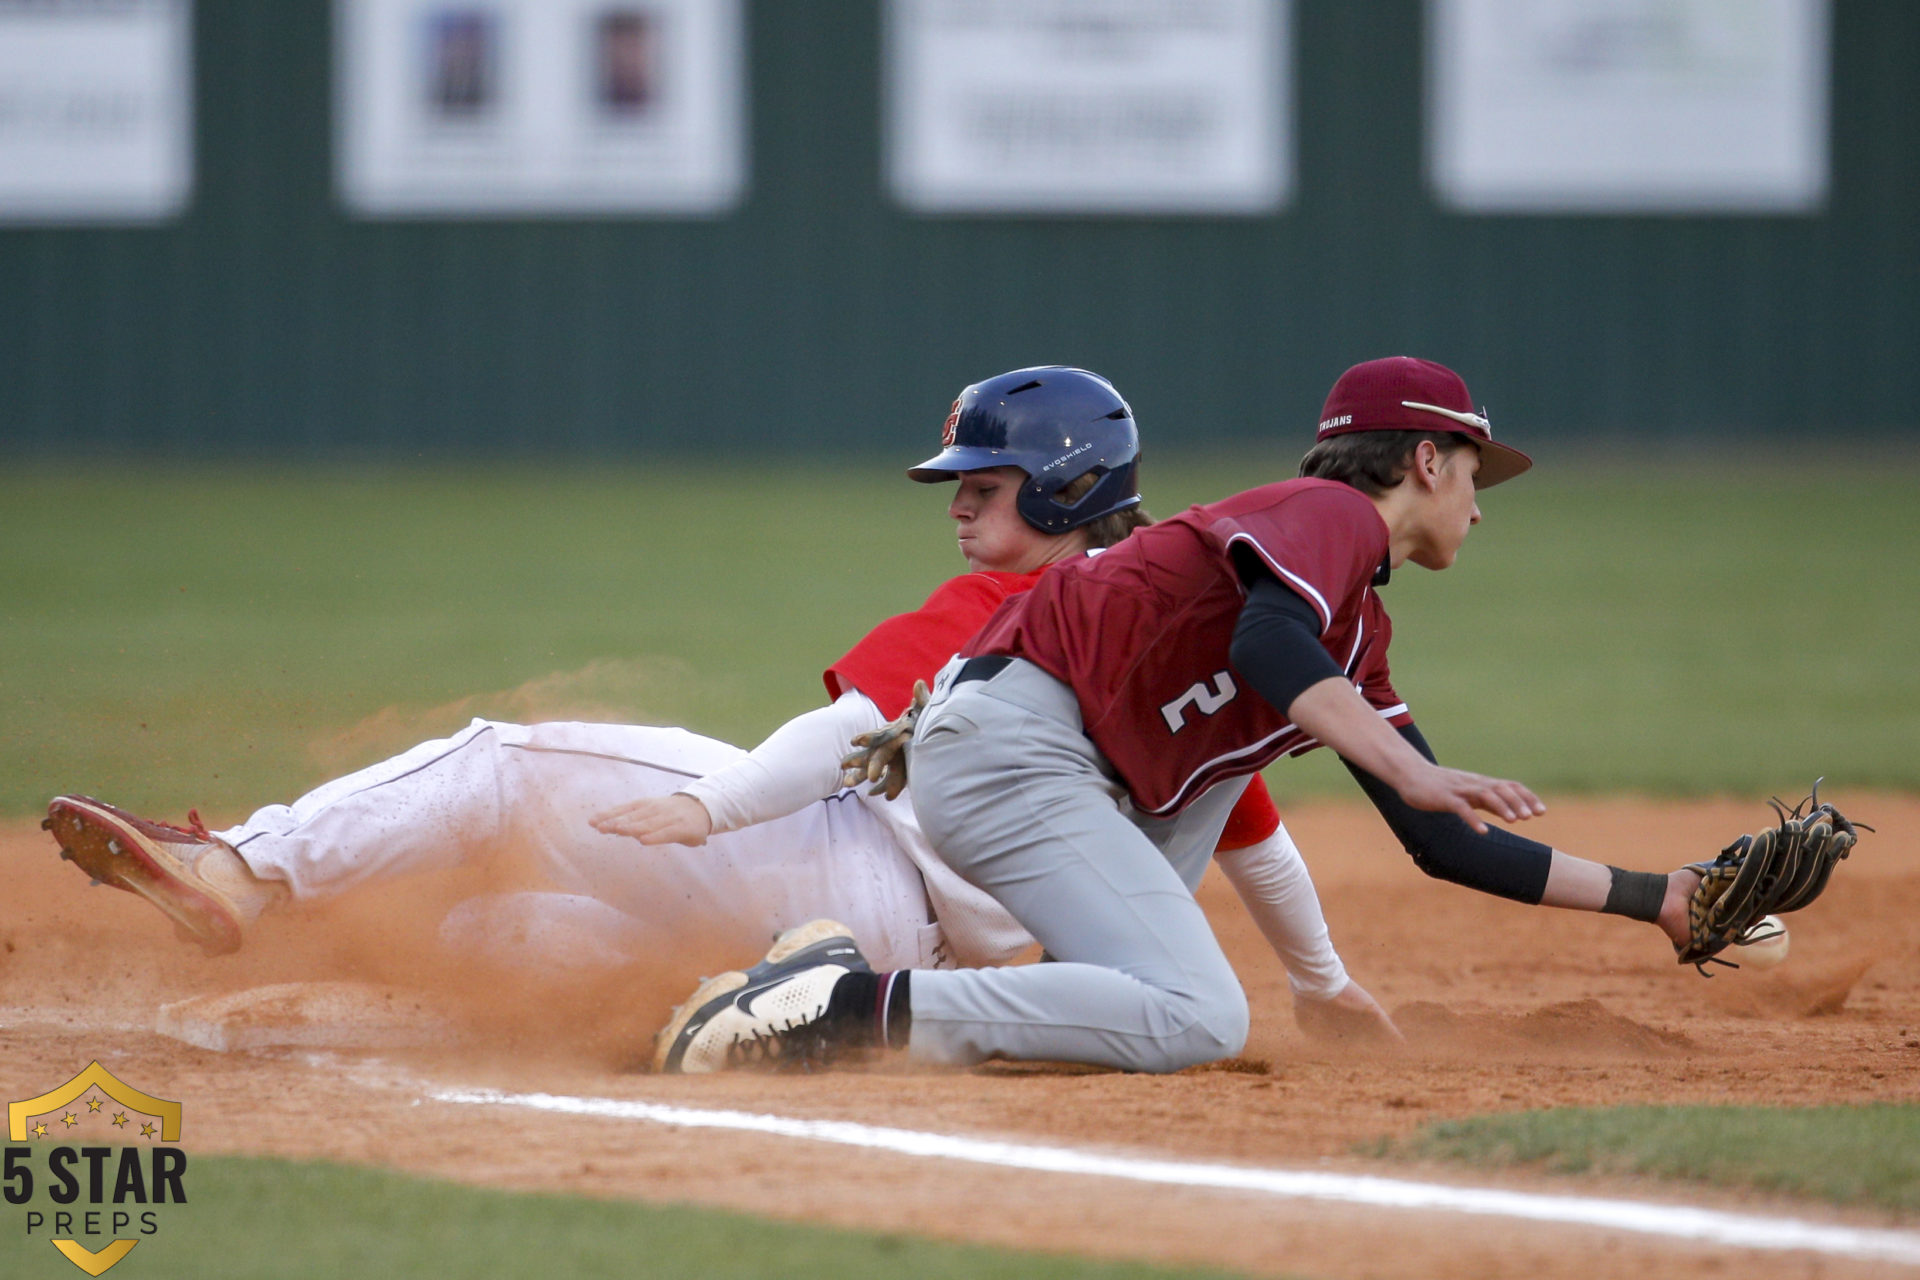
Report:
905,657,1250,1073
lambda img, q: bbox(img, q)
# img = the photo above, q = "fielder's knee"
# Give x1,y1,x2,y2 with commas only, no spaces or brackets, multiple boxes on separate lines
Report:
1131,982,1250,1074
1187,983,1252,1066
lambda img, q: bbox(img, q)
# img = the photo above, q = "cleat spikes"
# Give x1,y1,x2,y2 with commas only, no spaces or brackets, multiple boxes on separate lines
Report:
41,794,250,955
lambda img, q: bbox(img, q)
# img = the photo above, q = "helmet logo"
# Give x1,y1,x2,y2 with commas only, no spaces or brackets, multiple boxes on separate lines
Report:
1040,441,1093,471
941,399,961,446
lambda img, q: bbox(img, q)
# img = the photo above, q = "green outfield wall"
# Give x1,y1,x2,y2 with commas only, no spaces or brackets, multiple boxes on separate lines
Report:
2,2,1916,457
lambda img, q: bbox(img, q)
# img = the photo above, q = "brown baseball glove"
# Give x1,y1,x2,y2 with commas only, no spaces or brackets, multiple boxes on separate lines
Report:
1678,781,1870,974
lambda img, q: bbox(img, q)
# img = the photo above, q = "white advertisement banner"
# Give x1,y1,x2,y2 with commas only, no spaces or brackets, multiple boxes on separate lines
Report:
886,0,1290,215
0,0,192,222
336,0,746,216
1428,0,1830,213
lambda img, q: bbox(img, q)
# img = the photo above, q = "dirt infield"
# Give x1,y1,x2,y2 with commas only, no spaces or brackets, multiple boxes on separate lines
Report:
4,792,1917,1279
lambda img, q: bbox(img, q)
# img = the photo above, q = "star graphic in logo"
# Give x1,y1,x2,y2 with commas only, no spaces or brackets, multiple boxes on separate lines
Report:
31,1122,48,1138
140,1122,157,1138
87,1098,104,1112
112,1112,130,1128
61,1113,79,1128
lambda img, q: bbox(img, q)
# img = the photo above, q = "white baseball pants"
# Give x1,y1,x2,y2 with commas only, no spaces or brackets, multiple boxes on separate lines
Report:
217,719,943,972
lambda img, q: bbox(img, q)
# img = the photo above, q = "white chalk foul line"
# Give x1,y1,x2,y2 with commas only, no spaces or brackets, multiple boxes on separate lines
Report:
428,1087,1920,1267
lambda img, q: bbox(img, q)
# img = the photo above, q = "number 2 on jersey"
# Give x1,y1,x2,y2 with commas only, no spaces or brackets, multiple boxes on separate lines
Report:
1159,671,1238,734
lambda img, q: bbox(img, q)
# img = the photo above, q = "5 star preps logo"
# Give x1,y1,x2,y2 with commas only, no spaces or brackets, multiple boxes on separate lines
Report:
6,1063,188,1276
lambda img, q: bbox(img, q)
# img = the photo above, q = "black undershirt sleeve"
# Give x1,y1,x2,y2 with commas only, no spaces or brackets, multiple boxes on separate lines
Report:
1229,562,1555,905
1228,572,1344,716
1342,723,1555,904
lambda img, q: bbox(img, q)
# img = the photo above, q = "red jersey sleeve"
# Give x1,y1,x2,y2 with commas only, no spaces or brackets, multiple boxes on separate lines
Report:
823,570,1039,718
1207,482,1387,633
1214,773,1281,851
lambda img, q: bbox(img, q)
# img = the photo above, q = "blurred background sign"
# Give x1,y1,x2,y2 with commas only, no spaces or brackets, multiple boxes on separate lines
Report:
0,2,1913,454
0,0,192,222
885,0,1290,214
335,0,747,216
1428,0,1830,212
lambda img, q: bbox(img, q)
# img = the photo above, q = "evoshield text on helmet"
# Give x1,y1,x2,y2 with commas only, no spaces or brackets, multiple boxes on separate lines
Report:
907,366,1142,534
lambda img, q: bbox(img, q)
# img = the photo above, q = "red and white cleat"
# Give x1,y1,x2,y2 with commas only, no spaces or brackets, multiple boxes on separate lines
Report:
43,795,276,956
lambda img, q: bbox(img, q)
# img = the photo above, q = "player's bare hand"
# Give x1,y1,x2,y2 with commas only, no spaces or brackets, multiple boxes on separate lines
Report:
1656,865,1704,950
591,794,714,847
839,679,929,803
1293,979,1404,1047
1395,762,1544,834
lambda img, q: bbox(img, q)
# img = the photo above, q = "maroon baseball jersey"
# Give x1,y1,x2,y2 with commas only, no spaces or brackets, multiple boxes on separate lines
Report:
962,479,1413,815
827,564,1288,841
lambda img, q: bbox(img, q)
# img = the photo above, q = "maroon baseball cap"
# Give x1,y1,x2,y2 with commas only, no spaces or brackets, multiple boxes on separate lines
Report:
1316,357,1532,488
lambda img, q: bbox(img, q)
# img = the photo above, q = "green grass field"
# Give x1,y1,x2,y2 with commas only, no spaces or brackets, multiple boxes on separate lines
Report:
2,457,1913,819
1374,1103,1920,1212
4,458,1915,1269
0,1152,1254,1280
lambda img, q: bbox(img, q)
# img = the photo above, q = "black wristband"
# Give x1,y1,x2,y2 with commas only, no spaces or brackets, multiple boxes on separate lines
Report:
1601,867,1669,923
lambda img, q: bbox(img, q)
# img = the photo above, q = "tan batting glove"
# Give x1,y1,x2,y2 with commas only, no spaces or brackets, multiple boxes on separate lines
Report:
839,679,930,802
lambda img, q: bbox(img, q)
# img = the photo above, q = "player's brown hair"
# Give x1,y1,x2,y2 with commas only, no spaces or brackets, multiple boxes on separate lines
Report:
1055,468,1152,548
1297,430,1472,497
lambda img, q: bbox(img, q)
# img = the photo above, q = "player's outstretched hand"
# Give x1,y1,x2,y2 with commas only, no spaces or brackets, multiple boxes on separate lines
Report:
1395,761,1544,834
1293,979,1404,1047
591,794,715,847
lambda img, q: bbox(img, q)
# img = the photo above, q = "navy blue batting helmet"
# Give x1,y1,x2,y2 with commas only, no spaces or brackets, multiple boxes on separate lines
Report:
907,366,1141,534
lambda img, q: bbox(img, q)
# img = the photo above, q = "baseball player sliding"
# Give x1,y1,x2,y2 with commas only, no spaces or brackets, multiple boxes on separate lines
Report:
649,357,1861,1075
43,367,1396,1043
